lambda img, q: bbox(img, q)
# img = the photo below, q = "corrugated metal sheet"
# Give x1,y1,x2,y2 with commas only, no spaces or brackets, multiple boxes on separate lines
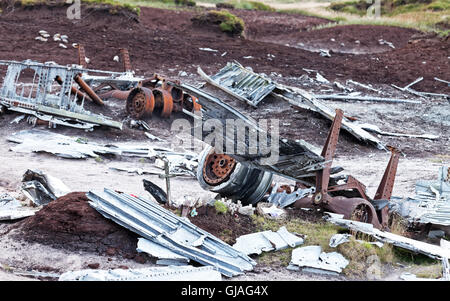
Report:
86,188,256,277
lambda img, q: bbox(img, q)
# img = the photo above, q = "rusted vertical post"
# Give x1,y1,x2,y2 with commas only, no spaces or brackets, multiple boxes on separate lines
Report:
313,109,344,205
119,48,132,72
77,44,87,68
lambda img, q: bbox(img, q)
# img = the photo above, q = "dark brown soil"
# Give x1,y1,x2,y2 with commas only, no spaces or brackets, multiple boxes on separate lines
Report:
189,206,258,245
10,192,142,260
0,5,447,92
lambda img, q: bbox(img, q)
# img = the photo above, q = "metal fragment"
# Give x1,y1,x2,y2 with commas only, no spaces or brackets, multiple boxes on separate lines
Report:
198,62,276,107
314,94,421,104
289,245,349,274
59,265,221,281
329,234,351,248
232,226,304,255
21,169,71,206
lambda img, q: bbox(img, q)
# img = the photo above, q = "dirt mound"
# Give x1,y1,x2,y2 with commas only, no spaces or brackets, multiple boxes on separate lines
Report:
11,192,140,259
189,206,258,244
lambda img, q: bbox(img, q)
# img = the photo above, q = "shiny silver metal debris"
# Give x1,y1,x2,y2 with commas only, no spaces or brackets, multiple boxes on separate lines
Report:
59,265,222,281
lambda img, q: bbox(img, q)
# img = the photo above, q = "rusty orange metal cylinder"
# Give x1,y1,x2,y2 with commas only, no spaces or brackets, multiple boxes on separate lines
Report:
98,89,132,101
74,74,104,106
126,87,155,119
152,87,173,118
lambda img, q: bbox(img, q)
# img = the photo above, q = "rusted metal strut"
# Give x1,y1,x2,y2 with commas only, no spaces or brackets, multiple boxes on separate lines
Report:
302,109,399,230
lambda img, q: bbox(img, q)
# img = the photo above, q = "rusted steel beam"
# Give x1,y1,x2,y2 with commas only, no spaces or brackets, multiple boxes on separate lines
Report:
374,147,400,201
314,109,344,205
55,75,90,101
119,48,132,72
77,44,87,68
74,74,104,106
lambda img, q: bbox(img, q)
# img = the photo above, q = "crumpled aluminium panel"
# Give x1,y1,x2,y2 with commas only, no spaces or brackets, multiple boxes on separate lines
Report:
199,61,276,107
232,226,304,255
59,265,222,281
288,245,349,274
267,183,315,208
86,188,256,277
21,169,71,206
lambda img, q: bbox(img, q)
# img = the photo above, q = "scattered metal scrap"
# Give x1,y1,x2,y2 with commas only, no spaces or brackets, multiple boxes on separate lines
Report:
392,77,449,99
0,60,122,130
143,179,168,205
198,61,386,150
59,265,222,281
390,166,450,226
232,226,304,255
191,104,399,229
86,188,257,277
174,82,327,181
8,130,199,172
325,212,450,261
137,238,190,266
329,233,351,248
21,169,71,206
360,123,439,140
314,94,421,104
76,47,202,120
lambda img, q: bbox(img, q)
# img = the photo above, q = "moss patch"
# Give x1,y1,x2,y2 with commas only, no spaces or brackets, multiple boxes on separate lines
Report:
191,9,245,36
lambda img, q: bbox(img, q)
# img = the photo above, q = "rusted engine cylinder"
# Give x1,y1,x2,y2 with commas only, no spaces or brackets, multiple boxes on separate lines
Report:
152,88,174,118
99,89,131,101
126,87,155,119
197,146,273,206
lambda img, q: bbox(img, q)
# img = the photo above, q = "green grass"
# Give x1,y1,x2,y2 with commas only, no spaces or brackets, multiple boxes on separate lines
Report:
229,0,275,11
325,0,449,35
214,200,229,214
15,0,141,14
192,9,245,35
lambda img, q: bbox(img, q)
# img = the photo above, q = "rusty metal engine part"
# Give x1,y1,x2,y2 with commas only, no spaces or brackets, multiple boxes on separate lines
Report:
304,109,399,230
197,146,273,206
126,87,155,119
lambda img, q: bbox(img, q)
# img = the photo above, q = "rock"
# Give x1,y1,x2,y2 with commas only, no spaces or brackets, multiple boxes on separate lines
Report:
134,254,147,264
87,263,100,269
366,255,382,280
106,247,117,256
